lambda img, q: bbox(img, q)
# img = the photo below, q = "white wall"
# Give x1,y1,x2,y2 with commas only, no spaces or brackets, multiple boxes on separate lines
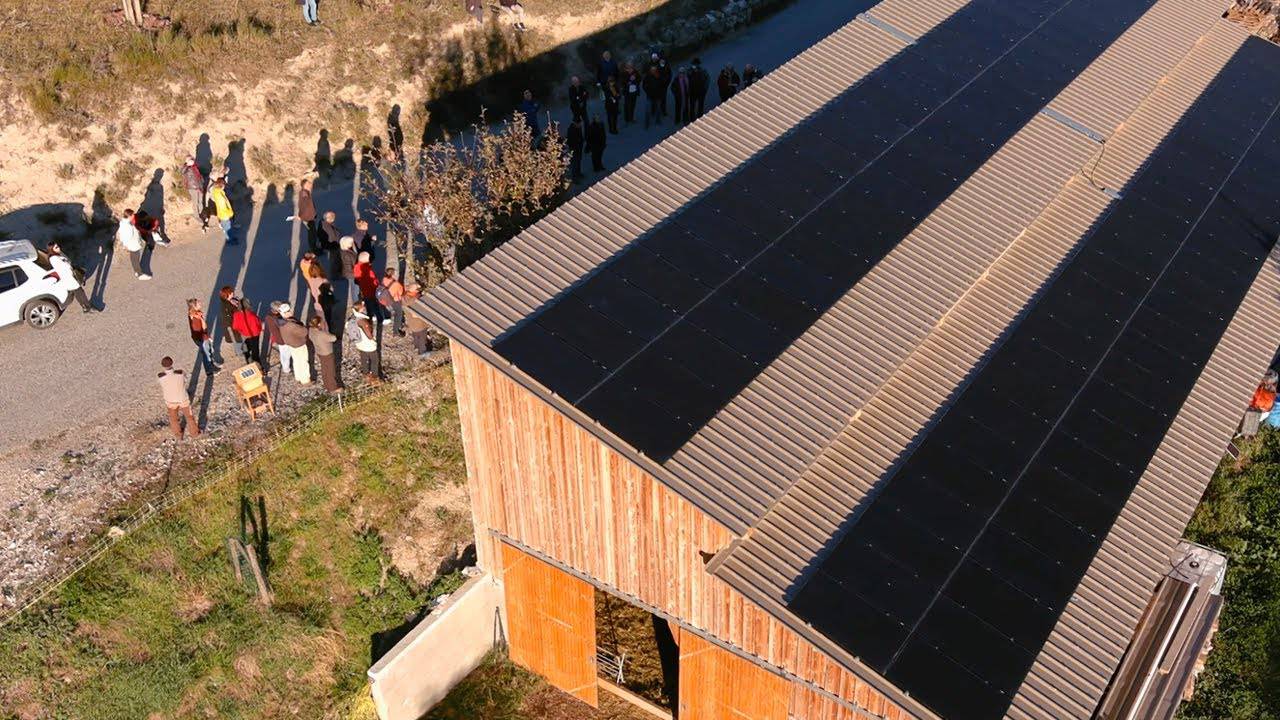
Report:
368,573,506,720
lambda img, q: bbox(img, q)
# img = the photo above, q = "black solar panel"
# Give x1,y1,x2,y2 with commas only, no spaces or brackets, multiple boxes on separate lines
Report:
788,35,1280,720
495,0,1172,462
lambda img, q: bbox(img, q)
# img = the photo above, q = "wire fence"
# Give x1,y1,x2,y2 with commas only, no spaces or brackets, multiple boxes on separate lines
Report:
0,370,434,628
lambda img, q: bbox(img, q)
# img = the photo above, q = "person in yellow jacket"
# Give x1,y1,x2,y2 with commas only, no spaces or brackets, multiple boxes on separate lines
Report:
209,177,238,245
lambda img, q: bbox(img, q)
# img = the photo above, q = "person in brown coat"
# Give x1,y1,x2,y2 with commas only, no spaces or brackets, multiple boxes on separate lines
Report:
298,177,319,253
405,284,432,356
277,304,312,385
308,316,341,391
218,286,243,362
157,356,200,440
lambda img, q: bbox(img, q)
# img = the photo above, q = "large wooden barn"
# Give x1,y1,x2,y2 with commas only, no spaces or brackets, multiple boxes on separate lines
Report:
415,0,1280,718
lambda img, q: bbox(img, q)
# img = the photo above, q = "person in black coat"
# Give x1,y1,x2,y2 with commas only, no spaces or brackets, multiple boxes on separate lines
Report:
622,63,641,124
567,76,589,124
567,118,585,181
642,65,665,129
717,64,741,102
656,58,673,117
603,77,622,134
689,58,710,120
596,50,619,89
671,68,691,125
586,116,607,172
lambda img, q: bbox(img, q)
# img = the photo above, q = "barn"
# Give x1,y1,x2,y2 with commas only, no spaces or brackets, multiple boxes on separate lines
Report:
414,0,1280,717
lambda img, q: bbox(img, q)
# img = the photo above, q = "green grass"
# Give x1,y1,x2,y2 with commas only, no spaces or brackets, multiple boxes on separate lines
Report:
1179,429,1280,719
0,368,469,720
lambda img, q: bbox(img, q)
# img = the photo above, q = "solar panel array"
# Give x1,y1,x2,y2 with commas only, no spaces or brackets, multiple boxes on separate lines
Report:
788,37,1280,720
493,0,1169,462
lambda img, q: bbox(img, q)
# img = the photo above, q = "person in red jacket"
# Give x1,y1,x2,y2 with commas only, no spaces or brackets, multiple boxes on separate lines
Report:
230,298,264,367
353,252,386,327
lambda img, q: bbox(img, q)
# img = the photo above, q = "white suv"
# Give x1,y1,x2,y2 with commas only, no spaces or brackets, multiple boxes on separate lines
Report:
0,239,72,330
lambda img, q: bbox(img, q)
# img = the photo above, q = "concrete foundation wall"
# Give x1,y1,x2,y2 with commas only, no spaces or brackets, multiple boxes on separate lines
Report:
368,573,506,720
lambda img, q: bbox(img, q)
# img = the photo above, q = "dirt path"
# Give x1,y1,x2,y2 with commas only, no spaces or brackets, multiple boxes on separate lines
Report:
0,0,866,606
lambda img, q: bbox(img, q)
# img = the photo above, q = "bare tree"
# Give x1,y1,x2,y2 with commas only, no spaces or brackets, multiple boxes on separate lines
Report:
371,112,568,287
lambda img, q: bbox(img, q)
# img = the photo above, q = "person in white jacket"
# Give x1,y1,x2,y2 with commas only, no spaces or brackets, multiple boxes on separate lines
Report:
117,209,151,280
46,242,95,313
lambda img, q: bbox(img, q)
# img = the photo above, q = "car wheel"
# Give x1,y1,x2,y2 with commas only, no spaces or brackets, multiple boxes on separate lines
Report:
24,299,61,329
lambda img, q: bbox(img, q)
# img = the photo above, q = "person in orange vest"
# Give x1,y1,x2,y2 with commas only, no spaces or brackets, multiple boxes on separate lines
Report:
380,268,406,337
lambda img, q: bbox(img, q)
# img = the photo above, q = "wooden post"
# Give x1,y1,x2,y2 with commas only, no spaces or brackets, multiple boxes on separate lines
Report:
122,0,143,26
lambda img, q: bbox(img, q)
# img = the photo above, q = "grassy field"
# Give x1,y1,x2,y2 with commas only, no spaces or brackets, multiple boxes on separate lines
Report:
0,367,469,720
1178,429,1280,719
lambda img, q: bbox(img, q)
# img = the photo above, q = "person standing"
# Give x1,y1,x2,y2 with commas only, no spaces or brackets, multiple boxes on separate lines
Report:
354,251,384,327
643,65,665,129
157,357,200,440
338,236,359,304
308,316,341,392
603,77,621,134
46,242,94,313
689,58,710,120
278,304,312,385
319,210,341,254
298,177,319,254
210,177,237,245
622,63,641,125
231,297,263,366
671,68,690,125
586,116,607,173
742,63,763,88
567,118,585,182
405,284,432,355
519,90,541,138
302,0,318,25
266,302,289,375
181,156,207,230
717,64,741,102
218,286,243,362
352,218,376,260
187,298,218,373
655,56,673,118
117,210,151,280
350,303,383,384
568,76,590,124
381,269,406,336
596,50,619,89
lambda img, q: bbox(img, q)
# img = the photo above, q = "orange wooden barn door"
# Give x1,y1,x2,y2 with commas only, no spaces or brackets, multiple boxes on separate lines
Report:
500,543,599,707
678,628,788,720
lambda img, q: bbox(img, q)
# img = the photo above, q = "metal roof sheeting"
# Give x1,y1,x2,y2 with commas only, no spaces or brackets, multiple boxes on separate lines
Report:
418,1,1276,718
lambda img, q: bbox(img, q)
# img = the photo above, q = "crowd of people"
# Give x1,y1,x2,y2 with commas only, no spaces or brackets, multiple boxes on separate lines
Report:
540,49,764,183
102,41,765,440
155,190,435,439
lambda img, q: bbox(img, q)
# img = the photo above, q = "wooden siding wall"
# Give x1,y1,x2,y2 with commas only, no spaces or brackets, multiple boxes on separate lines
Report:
678,628,789,720
500,542,599,706
451,345,915,720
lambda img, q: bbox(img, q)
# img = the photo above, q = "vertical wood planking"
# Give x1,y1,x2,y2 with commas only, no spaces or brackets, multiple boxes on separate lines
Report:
451,346,911,718
500,542,599,707
678,629,790,720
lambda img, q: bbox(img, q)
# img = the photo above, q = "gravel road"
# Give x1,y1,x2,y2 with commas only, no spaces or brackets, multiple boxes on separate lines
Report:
0,0,869,602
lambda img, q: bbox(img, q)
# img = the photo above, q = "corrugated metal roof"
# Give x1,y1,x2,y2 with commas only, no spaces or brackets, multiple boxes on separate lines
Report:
716,18,1272,720
417,1,1277,718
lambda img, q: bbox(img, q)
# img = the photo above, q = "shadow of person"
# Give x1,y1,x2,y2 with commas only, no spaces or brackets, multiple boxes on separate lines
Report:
195,133,213,179
387,103,404,157
314,129,332,187
334,139,356,181
139,169,168,239
225,139,248,192
88,188,114,308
